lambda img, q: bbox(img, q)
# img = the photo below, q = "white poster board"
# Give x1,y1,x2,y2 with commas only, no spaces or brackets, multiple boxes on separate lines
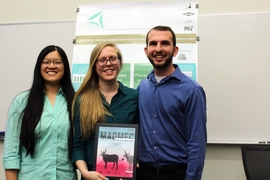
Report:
71,1,199,90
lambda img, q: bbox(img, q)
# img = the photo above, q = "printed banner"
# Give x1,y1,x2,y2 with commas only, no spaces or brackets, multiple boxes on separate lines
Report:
72,1,199,90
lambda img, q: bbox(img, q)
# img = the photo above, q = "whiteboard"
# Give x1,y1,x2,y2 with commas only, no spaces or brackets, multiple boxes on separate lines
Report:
1,13,270,144
198,13,270,143
0,21,76,131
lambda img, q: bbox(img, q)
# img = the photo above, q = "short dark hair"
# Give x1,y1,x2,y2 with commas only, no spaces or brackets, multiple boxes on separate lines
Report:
145,25,176,47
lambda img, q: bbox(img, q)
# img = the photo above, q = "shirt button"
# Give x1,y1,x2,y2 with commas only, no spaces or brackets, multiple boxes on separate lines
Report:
153,131,156,133
153,115,156,118
154,146,156,149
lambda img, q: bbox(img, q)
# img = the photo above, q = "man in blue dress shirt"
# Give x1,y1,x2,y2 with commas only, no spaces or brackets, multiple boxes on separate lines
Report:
136,25,207,180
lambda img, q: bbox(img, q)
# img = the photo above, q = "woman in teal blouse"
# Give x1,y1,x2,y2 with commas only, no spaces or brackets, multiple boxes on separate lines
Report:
3,45,77,180
72,42,138,180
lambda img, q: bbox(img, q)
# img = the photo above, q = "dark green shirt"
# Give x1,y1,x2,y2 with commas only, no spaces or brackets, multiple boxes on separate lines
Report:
72,82,138,167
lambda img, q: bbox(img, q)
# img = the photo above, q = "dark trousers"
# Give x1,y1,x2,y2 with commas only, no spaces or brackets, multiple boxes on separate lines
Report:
136,162,187,180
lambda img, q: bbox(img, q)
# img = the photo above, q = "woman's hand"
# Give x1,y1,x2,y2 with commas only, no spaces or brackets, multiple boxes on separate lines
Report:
81,171,107,180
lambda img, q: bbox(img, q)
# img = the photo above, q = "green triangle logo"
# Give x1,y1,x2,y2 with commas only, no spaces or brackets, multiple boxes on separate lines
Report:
87,11,104,29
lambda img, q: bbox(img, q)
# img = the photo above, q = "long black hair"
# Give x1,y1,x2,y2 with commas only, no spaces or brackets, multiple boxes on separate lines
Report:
20,45,75,158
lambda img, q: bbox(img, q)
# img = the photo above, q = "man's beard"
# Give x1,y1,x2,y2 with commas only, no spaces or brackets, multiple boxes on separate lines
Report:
148,54,173,69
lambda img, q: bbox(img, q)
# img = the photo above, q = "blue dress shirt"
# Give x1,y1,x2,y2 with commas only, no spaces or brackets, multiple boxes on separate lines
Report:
137,65,207,180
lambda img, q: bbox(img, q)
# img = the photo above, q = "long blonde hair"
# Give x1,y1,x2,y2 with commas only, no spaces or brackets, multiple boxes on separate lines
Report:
72,42,123,139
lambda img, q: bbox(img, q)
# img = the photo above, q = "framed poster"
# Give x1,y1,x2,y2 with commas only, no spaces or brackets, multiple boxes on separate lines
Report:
93,123,139,180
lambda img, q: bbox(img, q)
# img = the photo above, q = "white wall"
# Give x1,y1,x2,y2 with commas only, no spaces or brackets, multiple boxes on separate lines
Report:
1,0,270,179
1,0,270,24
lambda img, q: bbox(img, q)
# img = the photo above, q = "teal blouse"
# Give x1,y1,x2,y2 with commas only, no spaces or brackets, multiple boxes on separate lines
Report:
72,82,138,167
3,90,77,180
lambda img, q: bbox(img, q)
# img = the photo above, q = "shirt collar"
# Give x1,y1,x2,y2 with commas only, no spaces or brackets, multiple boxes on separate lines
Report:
58,87,64,95
117,81,127,95
147,64,184,82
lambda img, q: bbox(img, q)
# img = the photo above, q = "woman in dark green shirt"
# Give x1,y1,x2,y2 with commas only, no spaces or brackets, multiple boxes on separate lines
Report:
72,42,138,180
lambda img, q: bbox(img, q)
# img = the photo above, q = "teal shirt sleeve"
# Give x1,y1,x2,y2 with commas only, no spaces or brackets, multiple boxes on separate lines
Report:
3,91,28,169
